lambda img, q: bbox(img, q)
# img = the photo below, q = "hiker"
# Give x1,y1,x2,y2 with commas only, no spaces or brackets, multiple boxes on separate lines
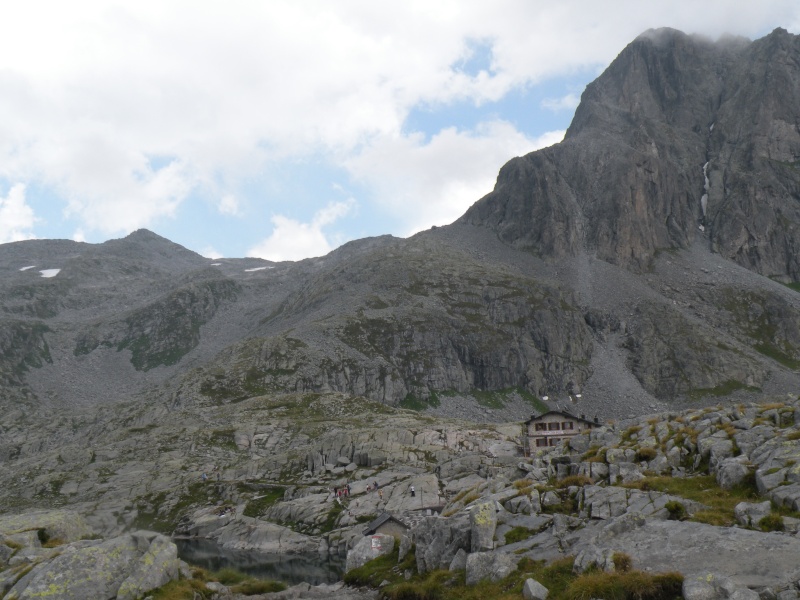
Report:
374,480,378,490
202,472,208,482
410,485,415,497
347,483,352,495
379,489,383,500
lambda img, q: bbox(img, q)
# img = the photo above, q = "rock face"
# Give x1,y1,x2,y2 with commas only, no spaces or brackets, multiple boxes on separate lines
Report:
0,513,179,600
345,534,394,573
459,28,800,280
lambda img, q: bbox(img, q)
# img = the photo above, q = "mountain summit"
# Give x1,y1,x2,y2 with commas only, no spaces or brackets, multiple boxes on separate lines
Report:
461,27,800,279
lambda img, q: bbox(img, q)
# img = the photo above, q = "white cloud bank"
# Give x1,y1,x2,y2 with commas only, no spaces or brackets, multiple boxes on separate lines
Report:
248,199,355,262
0,184,36,243
346,122,564,235
0,1,797,253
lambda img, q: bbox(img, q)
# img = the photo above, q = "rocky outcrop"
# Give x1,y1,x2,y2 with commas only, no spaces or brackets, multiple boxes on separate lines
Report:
345,534,394,573
0,517,179,600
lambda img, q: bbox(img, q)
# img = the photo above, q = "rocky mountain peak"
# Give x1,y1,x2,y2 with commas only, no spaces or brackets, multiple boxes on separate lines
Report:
460,28,800,280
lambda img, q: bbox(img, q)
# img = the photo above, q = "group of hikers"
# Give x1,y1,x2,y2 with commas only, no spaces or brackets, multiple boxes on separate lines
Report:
333,480,383,500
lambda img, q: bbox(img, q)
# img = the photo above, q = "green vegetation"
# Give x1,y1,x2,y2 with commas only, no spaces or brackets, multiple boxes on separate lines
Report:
664,501,686,521
636,447,658,462
556,475,593,489
721,289,800,369
345,549,682,600
563,569,683,600
758,513,785,532
401,393,441,410
689,380,761,401
504,526,536,544
242,487,285,518
623,473,759,526
151,566,286,599
322,502,345,533
208,428,238,451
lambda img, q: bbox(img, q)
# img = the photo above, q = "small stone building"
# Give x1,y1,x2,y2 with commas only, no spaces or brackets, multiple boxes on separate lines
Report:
362,512,409,539
524,410,601,454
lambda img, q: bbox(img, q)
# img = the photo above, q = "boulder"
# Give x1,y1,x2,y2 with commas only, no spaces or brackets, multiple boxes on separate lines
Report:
448,548,467,572
522,578,549,600
0,510,93,545
413,515,470,574
578,519,800,588
5,531,178,600
469,502,497,552
716,457,751,490
465,551,516,585
116,532,180,600
345,534,395,572
733,501,772,527
505,495,532,515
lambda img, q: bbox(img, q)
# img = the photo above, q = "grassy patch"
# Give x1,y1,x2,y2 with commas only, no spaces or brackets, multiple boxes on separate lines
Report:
242,487,285,518
504,526,536,544
758,513,785,532
347,550,682,600
564,569,683,600
151,579,212,600
636,447,658,462
400,393,441,410
688,380,761,401
623,474,759,526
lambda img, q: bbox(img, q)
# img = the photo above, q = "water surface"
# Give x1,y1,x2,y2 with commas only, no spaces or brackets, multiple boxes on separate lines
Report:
175,538,344,585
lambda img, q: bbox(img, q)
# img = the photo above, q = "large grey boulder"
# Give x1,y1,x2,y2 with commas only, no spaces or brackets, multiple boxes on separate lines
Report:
345,534,394,573
716,457,751,490
5,531,178,600
465,551,516,585
577,519,800,588
414,514,471,574
733,501,772,527
522,578,549,600
469,502,497,552
0,510,93,545
682,573,759,600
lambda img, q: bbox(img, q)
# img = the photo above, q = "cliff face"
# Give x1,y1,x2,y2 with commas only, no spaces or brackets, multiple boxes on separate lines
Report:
459,28,800,279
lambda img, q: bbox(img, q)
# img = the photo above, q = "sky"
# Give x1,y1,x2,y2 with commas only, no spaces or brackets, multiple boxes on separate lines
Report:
1,2,799,261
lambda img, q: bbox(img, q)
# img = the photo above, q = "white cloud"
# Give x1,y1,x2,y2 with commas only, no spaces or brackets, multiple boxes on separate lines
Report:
346,121,564,235
0,1,797,246
72,229,86,242
541,93,581,112
0,183,36,243
217,194,240,216
201,246,223,259
248,199,355,262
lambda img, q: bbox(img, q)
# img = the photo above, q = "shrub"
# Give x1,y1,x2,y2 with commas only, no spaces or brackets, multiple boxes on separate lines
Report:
786,431,800,441
636,447,658,462
212,568,249,585
556,475,593,489
565,570,683,600
230,579,287,595
612,552,632,573
758,513,785,532
504,526,534,545
664,501,686,521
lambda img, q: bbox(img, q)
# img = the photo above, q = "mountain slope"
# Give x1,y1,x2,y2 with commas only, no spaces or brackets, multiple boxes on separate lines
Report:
2,28,800,422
